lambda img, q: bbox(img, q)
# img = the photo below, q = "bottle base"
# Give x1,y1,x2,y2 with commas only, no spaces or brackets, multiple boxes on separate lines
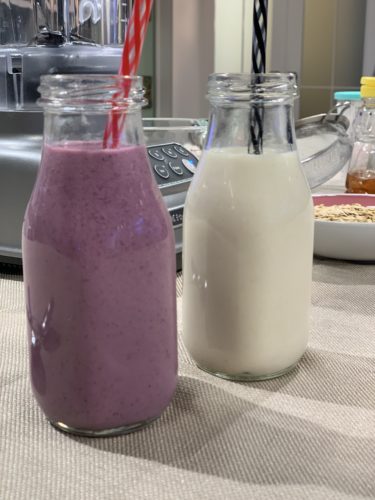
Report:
196,360,299,382
50,417,157,437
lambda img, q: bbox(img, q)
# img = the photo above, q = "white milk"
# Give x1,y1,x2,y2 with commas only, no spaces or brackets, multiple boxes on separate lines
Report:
182,148,314,379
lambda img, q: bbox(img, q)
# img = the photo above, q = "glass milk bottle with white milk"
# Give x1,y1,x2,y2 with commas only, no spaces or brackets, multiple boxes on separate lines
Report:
182,73,314,381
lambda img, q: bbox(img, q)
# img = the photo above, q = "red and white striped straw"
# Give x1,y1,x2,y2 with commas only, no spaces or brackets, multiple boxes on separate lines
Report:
103,0,154,148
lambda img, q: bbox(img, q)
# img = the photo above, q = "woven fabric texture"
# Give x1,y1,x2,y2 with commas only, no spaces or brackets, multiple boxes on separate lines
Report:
0,261,374,500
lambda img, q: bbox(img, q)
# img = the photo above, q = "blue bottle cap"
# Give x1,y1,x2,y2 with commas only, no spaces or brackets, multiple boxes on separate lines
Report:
333,91,361,101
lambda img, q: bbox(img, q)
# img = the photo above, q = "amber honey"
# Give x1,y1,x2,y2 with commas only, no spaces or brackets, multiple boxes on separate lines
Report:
346,171,375,194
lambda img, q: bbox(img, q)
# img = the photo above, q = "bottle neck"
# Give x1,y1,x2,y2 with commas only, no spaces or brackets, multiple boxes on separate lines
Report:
205,100,297,154
43,107,145,148
38,75,146,148
356,98,375,142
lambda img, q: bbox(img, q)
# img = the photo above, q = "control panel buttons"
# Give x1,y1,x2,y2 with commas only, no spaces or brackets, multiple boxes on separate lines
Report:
149,149,165,161
173,145,190,157
148,143,198,186
153,164,170,179
182,158,197,174
168,162,184,176
162,146,178,158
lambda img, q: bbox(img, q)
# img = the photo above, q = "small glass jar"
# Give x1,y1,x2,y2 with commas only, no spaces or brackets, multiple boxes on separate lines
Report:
22,75,177,436
346,77,375,194
182,73,314,381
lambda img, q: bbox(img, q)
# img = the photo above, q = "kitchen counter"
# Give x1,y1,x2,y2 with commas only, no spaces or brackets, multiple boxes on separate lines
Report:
1,259,374,500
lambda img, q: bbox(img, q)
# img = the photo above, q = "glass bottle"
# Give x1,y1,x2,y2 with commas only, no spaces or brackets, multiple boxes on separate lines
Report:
346,77,375,194
333,90,361,142
22,75,177,436
182,73,314,381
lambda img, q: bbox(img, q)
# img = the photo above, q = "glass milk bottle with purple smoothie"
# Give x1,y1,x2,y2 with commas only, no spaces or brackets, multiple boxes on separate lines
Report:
22,75,177,436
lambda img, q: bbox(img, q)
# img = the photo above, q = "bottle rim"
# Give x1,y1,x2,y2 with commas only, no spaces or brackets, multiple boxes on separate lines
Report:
38,74,147,110
207,72,298,104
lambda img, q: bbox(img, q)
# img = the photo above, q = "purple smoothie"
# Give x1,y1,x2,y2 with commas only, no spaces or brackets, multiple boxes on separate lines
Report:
22,142,177,433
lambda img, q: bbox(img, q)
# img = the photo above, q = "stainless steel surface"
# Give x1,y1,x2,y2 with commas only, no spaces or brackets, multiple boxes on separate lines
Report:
296,113,352,190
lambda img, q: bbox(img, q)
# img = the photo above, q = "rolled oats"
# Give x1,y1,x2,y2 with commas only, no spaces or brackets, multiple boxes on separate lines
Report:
314,203,375,223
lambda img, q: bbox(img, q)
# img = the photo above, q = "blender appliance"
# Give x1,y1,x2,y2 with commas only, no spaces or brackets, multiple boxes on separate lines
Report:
0,0,200,271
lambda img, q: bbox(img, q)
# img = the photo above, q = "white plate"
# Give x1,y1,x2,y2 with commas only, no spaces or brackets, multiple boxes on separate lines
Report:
313,193,375,261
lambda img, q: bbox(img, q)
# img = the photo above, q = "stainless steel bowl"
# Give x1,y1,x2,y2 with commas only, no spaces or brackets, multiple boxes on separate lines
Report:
296,113,352,189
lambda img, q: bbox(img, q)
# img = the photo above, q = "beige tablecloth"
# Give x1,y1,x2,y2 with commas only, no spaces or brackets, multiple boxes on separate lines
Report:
1,261,375,500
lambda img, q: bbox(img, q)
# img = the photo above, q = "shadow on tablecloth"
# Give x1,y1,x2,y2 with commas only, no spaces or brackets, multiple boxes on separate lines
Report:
71,374,375,498
240,348,375,410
